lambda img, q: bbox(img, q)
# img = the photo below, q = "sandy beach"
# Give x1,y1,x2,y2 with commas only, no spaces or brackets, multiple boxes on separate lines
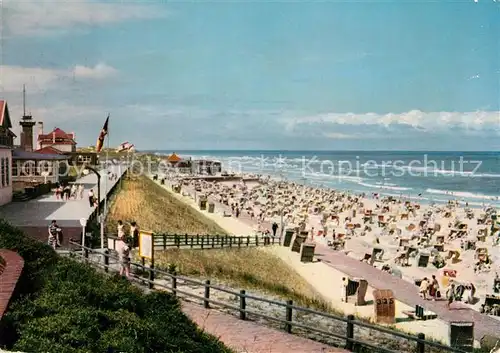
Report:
148,171,500,345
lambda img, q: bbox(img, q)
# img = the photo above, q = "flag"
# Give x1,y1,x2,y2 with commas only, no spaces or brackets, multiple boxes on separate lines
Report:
96,115,109,153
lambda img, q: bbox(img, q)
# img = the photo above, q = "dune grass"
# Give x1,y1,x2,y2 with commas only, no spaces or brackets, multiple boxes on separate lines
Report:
105,175,227,235
154,248,330,310
106,175,328,309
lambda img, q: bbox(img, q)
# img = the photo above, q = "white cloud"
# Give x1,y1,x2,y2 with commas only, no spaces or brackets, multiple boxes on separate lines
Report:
72,63,117,80
0,63,118,92
285,110,500,132
2,0,168,37
0,65,64,93
323,132,360,139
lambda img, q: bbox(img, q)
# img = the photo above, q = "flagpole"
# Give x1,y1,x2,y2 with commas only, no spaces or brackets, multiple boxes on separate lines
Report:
101,114,109,249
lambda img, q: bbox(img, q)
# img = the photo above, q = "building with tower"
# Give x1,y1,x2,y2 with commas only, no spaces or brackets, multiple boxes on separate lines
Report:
11,86,70,189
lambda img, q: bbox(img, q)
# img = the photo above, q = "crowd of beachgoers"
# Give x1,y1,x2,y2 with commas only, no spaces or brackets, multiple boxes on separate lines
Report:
157,170,500,317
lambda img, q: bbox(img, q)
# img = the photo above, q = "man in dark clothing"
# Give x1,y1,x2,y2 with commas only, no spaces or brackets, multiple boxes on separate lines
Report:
130,221,139,249
272,222,278,237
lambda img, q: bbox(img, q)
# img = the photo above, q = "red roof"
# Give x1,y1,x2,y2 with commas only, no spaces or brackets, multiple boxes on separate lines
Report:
34,146,65,155
38,127,75,142
167,153,182,162
39,140,75,145
0,100,13,129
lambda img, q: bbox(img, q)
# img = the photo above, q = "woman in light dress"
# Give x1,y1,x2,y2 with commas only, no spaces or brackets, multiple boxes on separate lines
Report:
118,237,131,278
117,220,125,239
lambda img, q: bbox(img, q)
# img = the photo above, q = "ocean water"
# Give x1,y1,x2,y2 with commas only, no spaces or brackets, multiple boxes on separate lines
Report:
153,150,500,208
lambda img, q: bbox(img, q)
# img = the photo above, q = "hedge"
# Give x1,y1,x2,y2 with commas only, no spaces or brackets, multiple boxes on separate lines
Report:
0,220,233,353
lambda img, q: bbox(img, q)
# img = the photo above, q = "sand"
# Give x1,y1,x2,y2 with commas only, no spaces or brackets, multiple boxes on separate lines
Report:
149,173,487,344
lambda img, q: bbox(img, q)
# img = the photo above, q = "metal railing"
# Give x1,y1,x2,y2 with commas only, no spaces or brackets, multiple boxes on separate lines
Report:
68,241,471,353
106,233,279,251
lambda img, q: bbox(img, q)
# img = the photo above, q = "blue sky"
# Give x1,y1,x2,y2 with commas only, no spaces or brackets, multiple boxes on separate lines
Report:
0,0,499,150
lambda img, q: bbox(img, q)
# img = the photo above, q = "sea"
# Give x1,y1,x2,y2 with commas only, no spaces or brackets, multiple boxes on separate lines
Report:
152,150,500,208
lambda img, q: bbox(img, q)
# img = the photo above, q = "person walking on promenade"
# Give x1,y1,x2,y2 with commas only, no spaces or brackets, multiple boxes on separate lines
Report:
130,221,139,249
430,275,440,300
446,282,456,309
272,222,278,237
341,277,348,302
118,238,131,278
419,277,429,300
48,220,61,249
88,189,95,207
78,184,84,199
117,220,125,239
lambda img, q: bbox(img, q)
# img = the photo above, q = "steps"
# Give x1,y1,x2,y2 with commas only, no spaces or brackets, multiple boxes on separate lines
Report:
12,193,31,202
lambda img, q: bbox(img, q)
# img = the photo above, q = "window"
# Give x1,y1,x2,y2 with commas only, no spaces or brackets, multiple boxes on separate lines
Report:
1,158,5,187
38,161,52,176
6,157,9,186
11,159,17,178
78,155,92,163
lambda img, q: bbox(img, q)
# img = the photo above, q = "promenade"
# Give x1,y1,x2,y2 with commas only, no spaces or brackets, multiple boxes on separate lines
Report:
0,164,127,244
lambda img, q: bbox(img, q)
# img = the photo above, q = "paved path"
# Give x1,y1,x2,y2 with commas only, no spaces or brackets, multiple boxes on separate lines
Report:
0,164,126,227
183,301,346,353
314,245,500,340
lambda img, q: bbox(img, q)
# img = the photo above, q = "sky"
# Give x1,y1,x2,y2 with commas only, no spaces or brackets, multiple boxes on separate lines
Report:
0,0,499,151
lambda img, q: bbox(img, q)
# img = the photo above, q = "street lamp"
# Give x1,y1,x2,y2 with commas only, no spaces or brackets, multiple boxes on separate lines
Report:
83,165,103,248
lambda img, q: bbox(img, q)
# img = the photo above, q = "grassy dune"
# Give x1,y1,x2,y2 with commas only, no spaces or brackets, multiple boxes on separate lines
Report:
106,176,227,235
106,175,327,308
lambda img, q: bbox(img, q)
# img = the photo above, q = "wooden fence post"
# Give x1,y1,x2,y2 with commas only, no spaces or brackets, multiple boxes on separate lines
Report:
246,236,250,246
184,234,188,245
172,272,177,297
204,280,210,308
148,259,155,290
240,290,246,320
196,234,200,245
104,249,109,272
285,300,293,333
255,235,259,246
416,333,425,353
346,314,354,350
190,237,194,248
211,238,215,248
201,237,204,249
238,237,242,248
163,235,167,250
229,236,233,247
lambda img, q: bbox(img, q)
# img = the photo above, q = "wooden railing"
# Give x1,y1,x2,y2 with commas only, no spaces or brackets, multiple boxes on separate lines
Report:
106,233,279,251
68,241,471,353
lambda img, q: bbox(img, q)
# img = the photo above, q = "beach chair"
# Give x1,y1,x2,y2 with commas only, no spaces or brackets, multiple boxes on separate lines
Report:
475,247,488,260
378,215,387,227
394,253,409,266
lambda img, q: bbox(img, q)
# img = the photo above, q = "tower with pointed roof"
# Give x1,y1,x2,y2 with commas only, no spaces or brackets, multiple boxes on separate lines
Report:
19,85,36,152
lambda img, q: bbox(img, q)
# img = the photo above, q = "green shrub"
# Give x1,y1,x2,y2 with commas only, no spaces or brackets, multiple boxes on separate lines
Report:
0,221,232,353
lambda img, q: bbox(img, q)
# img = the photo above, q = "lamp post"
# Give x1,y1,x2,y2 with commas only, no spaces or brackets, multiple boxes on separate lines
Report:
79,217,87,249
83,165,103,248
